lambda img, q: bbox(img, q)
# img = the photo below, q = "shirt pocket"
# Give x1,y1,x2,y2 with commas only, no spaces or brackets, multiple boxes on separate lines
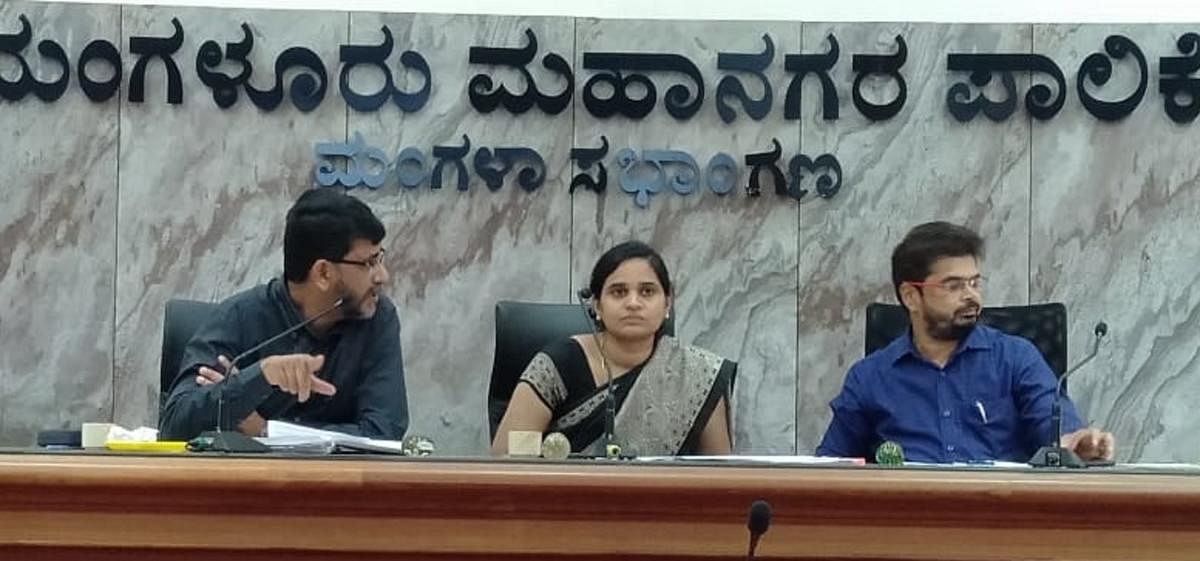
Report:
961,395,1015,426
960,395,1018,457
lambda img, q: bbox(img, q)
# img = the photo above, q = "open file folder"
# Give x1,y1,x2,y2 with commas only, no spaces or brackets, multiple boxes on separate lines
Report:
259,420,408,455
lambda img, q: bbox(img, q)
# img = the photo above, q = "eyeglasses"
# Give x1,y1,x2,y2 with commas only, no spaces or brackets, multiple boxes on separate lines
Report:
331,248,386,270
907,274,984,294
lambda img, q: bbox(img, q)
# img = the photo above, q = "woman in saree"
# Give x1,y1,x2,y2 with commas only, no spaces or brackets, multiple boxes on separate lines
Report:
491,241,735,457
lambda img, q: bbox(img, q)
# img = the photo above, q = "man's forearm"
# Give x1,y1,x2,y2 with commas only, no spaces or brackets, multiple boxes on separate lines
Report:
159,365,274,439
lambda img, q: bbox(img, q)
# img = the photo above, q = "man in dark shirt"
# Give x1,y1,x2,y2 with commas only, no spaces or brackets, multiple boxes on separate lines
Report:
816,221,1114,463
160,189,408,440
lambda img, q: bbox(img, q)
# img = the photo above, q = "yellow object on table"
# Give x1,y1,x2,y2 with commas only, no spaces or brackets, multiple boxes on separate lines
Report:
105,440,189,453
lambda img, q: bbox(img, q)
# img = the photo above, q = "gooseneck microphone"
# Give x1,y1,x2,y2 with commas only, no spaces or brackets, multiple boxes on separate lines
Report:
575,288,620,459
1057,322,1108,395
223,296,348,377
1029,321,1108,468
746,499,772,559
203,296,347,453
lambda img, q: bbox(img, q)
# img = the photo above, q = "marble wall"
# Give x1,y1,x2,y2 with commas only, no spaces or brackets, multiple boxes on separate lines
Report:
0,2,119,447
1030,25,1200,462
795,23,1034,453
113,3,350,446
344,12,575,452
1,1,1197,461
569,18,801,452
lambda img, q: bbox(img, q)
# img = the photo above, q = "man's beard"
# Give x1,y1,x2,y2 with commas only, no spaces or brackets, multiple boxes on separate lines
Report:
924,304,980,341
335,282,368,318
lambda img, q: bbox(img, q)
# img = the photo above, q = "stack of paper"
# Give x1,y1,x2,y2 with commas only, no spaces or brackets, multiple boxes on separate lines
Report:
260,420,407,454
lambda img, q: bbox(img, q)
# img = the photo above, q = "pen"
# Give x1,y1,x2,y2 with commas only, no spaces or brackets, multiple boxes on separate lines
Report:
974,400,988,424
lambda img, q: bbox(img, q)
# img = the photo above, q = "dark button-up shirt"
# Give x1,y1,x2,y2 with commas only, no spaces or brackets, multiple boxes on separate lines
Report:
816,325,1082,463
160,277,408,440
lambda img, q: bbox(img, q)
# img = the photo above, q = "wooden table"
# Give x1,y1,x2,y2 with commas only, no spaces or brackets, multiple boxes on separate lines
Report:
1,453,1198,560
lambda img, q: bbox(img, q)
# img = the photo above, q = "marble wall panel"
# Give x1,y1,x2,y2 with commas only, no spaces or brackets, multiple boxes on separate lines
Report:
345,13,574,454
1030,25,1200,462
0,1,119,445
570,19,803,453
113,6,349,430
3,2,1198,462
796,24,1034,453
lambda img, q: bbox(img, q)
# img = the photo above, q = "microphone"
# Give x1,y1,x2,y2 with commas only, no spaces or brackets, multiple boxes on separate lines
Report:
575,287,620,459
202,296,347,453
1029,321,1108,468
224,296,347,375
1058,321,1108,384
746,499,772,559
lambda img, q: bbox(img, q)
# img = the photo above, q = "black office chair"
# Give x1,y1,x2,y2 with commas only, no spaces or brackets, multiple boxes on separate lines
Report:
864,302,1068,377
486,300,675,439
159,298,219,411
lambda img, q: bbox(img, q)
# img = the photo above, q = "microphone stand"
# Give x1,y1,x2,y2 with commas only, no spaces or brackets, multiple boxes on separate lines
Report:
1029,322,1107,468
195,297,345,453
576,289,620,459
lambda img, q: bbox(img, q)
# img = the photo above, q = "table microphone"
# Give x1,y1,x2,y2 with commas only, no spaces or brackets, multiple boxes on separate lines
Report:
575,287,620,459
746,499,772,559
200,296,347,453
1029,321,1108,468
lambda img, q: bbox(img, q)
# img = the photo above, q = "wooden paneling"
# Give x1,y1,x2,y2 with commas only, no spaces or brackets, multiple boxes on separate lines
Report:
1,454,1198,560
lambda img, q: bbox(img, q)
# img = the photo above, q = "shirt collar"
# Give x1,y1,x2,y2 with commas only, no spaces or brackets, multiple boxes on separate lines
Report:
887,323,993,366
269,276,304,324
269,275,349,340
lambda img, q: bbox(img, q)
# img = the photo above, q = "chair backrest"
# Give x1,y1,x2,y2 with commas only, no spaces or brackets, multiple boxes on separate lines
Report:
487,300,675,439
864,302,1068,376
160,298,219,410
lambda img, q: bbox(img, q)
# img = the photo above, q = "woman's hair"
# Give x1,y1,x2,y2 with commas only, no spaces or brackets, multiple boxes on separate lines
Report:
589,240,673,299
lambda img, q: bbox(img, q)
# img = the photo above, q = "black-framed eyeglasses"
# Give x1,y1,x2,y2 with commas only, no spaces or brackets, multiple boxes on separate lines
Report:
331,248,386,270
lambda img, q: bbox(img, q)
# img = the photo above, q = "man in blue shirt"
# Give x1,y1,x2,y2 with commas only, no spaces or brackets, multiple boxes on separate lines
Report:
816,222,1114,463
